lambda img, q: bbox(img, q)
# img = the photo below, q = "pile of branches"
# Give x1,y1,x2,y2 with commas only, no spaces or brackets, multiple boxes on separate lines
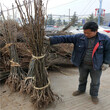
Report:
0,35,9,80
0,32,73,70
0,27,31,73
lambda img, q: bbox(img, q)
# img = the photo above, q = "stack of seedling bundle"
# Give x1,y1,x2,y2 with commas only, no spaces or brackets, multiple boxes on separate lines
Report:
15,0,57,108
0,5,26,91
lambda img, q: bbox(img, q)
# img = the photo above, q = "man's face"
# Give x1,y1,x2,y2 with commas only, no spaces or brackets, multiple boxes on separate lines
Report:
84,29,97,38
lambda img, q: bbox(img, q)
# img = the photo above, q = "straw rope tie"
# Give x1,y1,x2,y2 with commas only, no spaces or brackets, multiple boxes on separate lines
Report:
33,78,50,90
32,54,45,60
24,77,50,90
5,43,13,47
0,43,13,51
10,59,20,67
24,77,35,82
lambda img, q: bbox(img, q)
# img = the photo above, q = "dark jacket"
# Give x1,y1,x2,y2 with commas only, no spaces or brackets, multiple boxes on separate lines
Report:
50,32,110,70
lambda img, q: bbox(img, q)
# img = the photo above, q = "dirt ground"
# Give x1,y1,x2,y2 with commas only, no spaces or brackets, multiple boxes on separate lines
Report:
0,65,110,110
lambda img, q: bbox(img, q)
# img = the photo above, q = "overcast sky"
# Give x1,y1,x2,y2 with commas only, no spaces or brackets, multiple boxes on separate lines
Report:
0,0,110,16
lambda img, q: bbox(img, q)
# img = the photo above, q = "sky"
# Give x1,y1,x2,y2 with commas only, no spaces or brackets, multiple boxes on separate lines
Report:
0,0,110,17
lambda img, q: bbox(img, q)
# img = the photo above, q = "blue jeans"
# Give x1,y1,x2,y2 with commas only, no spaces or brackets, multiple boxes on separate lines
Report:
78,63,102,97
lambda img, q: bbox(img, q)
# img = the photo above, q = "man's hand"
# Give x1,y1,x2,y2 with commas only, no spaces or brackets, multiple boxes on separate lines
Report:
101,64,109,71
44,36,50,45
44,36,50,40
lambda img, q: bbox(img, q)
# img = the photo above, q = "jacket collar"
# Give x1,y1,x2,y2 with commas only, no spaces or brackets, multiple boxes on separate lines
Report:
97,32,105,41
79,32,105,41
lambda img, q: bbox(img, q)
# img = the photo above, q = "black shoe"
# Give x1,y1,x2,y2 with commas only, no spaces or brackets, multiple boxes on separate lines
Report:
91,96,99,104
72,90,85,96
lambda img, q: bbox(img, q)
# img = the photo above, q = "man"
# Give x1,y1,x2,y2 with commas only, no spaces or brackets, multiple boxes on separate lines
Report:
45,22,110,104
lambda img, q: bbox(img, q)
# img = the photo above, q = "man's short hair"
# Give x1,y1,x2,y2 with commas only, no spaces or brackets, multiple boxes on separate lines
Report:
83,22,98,32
